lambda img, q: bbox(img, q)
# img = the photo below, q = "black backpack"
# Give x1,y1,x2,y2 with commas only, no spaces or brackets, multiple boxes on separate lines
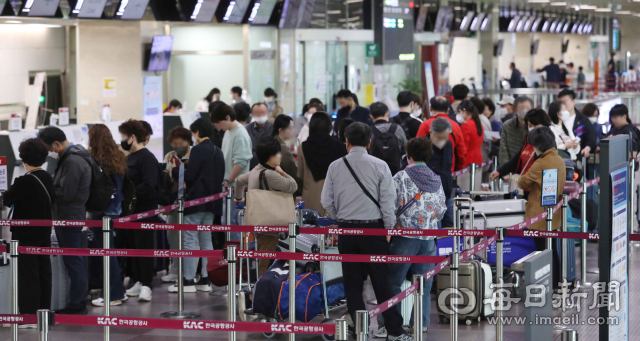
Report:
391,115,414,139
120,174,137,217
370,124,402,175
63,151,115,215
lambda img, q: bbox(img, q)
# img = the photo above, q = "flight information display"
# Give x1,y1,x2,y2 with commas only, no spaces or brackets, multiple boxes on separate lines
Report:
147,35,173,72
222,0,251,23
378,0,414,63
116,0,150,19
248,0,276,24
72,0,108,18
22,0,62,16
189,0,220,22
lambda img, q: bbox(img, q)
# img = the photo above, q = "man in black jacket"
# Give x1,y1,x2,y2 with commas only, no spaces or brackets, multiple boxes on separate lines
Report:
169,118,225,293
392,90,422,139
333,89,372,134
558,88,596,157
39,127,91,315
426,118,454,229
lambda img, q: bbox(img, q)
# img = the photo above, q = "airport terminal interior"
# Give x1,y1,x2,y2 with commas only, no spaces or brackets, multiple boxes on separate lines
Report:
1,0,640,340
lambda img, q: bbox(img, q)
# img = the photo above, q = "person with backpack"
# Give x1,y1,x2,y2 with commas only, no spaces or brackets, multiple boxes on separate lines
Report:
369,102,406,175
2,138,54,326
167,118,225,293
38,127,92,315
86,124,128,307
392,91,422,139
374,137,446,338
321,122,413,341
119,119,161,302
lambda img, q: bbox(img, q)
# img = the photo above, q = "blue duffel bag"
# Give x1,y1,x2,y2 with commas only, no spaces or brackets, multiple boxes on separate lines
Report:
278,272,324,322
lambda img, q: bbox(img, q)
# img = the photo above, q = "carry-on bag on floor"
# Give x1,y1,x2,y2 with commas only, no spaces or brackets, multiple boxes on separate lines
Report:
252,260,290,319
50,233,70,311
0,241,10,314
278,272,324,322
556,237,576,286
436,259,494,325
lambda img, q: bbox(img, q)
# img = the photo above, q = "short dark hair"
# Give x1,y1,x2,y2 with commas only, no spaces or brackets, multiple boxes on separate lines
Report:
610,104,632,125
19,138,48,167
233,102,251,122
370,102,389,118
231,86,243,96
338,118,355,143
406,137,433,163
550,57,555,63
482,97,496,116
336,89,352,99
430,96,451,113
528,126,557,152
38,126,67,147
211,103,236,123
169,99,182,109
344,122,371,147
256,137,282,165
558,88,577,100
524,108,551,127
581,103,599,118
510,62,516,68
272,114,293,137
513,96,534,110
139,120,153,139
264,88,277,97
470,97,486,114
309,98,323,106
309,112,333,137
397,91,414,107
252,102,268,111
190,118,214,138
208,100,224,114
578,66,583,71
167,126,193,145
308,102,325,112
451,84,469,101
118,119,147,143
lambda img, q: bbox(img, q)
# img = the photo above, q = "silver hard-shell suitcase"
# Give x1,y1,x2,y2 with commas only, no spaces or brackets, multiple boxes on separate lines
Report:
50,233,70,311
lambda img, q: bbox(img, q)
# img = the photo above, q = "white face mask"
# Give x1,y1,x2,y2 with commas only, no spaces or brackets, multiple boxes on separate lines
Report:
253,115,268,124
588,116,598,124
528,127,535,132
264,97,275,104
411,108,423,118
432,139,446,149
456,113,465,124
534,148,542,156
48,151,59,159
517,110,527,120
560,110,571,122
304,113,312,122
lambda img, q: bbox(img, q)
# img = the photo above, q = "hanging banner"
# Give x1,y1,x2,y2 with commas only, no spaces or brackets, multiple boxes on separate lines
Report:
609,167,629,341
143,76,163,139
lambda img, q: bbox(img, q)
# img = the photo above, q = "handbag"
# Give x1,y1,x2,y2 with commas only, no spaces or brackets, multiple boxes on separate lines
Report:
245,169,296,230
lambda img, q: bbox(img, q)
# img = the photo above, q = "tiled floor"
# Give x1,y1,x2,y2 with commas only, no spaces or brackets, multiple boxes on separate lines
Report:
2,240,639,340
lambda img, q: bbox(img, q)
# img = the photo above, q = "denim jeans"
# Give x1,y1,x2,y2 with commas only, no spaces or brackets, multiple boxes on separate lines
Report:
54,226,87,309
378,237,436,329
223,199,241,241
439,197,454,229
183,212,215,280
89,226,126,301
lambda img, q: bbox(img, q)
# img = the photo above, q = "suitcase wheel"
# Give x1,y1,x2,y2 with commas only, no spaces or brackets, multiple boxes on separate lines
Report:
465,317,473,326
262,318,279,338
321,318,335,341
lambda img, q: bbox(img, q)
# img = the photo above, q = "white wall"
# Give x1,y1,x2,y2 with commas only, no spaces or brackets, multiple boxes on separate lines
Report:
449,37,479,85
533,33,562,71
0,24,65,106
497,33,516,81
514,33,532,77
563,34,590,70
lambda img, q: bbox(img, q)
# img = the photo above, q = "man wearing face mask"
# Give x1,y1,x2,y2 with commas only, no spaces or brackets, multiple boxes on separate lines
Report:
333,89,373,135
246,102,274,169
231,86,245,105
557,89,596,158
391,90,422,139
38,127,92,314
264,88,284,122
497,96,515,123
498,96,532,167
426,118,454,229
449,84,469,124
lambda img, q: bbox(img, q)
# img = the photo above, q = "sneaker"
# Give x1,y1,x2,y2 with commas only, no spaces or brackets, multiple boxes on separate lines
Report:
161,273,178,283
18,324,37,329
126,281,143,297
387,333,414,341
373,327,387,338
138,286,152,302
55,306,88,315
168,279,196,293
195,277,212,292
91,298,124,307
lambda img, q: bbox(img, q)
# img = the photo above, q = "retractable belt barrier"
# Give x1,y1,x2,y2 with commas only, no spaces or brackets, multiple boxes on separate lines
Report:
115,191,229,223
451,160,493,178
0,315,37,325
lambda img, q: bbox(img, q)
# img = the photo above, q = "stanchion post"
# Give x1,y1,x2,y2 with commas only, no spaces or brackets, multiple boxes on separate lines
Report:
335,319,348,341
102,216,111,341
10,240,18,341
580,182,590,286
496,227,505,341
226,245,237,341
628,159,635,239
492,156,499,191
161,199,200,318
288,222,297,341
545,207,553,250
561,194,568,303
468,207,475,250
37,309,51,341
413,275,424,341
225,187,232,242
449,252,459,341
454,202,461,252
355,310,369,341
470,163,476,193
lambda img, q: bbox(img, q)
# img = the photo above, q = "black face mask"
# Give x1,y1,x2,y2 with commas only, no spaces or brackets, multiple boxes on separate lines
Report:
121,138,133,151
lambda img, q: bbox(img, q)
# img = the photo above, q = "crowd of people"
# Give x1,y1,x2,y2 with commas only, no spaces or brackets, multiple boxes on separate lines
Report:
4,82,637,339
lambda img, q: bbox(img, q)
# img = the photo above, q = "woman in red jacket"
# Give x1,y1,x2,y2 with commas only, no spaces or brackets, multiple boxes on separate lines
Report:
459,100,484,167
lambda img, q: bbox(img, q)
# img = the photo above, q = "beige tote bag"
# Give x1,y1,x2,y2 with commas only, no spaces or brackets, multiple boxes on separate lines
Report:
245,170,296,229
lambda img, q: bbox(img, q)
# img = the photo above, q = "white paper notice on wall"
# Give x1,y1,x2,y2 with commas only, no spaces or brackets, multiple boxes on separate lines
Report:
9,113,21,131
58,107,70,126
316,74,327,94
103,78,117,97
0,156,7,191
102,105,112,122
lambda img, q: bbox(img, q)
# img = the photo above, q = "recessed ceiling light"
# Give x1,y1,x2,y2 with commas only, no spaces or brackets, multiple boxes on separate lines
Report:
580,5,597,9
528,0,550,3
4,20,22,24
550,2,567,6
616,10,631,14
594,7,612,12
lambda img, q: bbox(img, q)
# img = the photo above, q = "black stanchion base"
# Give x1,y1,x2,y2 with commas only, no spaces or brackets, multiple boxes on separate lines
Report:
160,311,201,319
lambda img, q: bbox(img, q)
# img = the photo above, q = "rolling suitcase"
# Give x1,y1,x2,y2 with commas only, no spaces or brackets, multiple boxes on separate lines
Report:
556,237,576,286
50,233,70,311
436,259,494,325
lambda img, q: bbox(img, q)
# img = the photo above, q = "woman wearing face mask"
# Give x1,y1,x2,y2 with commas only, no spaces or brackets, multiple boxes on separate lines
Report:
489,109,551,199
194,88,220,112
548,101,580,160
272,114,302,195
296,102,324,150
581,103,603,148
265,88,284,122
517,126,565,288
458,100,484,191
118,119,161,303
606,104,640,167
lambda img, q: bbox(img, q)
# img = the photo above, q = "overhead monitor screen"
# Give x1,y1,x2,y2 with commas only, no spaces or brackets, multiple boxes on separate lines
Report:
22,0,61,16
296,0,315,28
223,0,250,23
382,0,414,63
116,0,150,19
190,0,220,22
249,0,276,24
279,0,301,28
148,35,173,72
433,6,453,33
72,0,108,18
415,6,428,33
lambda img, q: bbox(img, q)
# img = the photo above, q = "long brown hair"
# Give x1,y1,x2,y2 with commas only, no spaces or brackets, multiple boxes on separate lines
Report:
89,124,127,176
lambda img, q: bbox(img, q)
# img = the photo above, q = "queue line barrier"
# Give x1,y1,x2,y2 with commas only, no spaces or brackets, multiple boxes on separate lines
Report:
115,191,229,223
451,160,493,178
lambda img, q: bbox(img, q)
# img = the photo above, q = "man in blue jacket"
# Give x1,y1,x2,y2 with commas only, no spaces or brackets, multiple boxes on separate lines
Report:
537,57,561,87
333,89,372,135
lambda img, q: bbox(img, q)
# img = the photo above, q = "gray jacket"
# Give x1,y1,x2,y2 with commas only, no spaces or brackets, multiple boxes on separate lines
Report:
53,144,91,220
